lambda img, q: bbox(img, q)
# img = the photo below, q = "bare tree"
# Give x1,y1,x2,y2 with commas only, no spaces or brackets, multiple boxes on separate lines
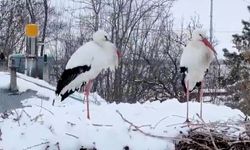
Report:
50,0,222,103
63,0,187,103
0,0,27,57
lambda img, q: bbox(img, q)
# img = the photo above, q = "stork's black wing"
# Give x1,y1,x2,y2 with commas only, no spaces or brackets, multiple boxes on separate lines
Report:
56,65,91,101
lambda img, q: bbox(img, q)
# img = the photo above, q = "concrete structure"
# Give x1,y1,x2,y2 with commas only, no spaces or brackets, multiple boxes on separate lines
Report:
9,58,18,92
8,54,53,82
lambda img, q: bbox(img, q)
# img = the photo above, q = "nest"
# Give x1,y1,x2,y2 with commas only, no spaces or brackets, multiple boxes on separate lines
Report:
175,121,250,150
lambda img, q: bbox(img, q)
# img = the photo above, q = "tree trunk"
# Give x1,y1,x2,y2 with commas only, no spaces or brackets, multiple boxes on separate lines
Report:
40,0,48,56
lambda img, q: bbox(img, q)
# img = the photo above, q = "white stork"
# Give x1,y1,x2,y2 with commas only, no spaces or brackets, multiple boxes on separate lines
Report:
55,30,121,119
180,30,216,122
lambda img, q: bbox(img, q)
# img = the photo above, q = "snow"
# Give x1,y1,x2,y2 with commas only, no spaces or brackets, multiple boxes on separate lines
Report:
0,72,245,150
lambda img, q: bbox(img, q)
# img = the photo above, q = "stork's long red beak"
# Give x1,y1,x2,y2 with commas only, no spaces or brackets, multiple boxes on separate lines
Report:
201,38,217,55
116,50,122,58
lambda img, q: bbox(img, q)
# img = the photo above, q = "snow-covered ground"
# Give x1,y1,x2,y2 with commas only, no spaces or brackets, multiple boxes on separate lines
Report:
0,72,245,150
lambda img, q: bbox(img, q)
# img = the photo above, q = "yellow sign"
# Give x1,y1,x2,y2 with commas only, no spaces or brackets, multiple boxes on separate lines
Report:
25,24,39,37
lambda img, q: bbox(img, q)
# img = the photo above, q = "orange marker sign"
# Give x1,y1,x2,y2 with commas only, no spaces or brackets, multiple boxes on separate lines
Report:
25,24,39,37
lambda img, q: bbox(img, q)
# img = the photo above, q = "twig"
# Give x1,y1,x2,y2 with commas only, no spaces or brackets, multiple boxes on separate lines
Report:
23,141,49,150
196,113,219,150
1,111,10,119
31,114,43,122
55,142,60,150
52,99,55,106
137,124,152,128
130,124,152,131
39,99,43,114
13,110,22,126
35,104,54,115
230,140,250,145
92,123,113,127
181,136,214,150
48,125,55,134
45,145,50,150
171,114,186,119
22,109,31,118
152,116,169,129
116,110,176,140
65,133,79,139
67,121,76,126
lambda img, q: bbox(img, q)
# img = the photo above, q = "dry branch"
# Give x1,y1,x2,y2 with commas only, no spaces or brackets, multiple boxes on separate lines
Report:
23,141,49,150
31,114,43,122
116,110,175,140
196,113,219,150
45,145,49,150
55,142,60,150
65,133,79,139
67,121,76,126
13,109,22,126
22,109,31,118
92,123,113,127
35,104,54,115
152,116,169,129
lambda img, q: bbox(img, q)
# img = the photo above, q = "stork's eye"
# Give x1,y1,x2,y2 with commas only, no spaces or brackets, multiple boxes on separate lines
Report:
199,34,205,39
104,35,108,41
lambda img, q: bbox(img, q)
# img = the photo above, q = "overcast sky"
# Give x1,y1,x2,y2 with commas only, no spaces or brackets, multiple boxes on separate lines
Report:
51,0,250,58
172,0,249,58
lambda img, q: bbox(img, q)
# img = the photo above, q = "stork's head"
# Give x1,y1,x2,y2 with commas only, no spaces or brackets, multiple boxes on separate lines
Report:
192,30,217,54
93,30,122,59
93,30,109,44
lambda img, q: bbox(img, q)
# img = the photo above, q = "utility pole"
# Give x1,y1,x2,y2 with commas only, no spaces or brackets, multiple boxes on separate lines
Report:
209,0,221,91
25,0,39,78
209,0,213,43
25,23,39,78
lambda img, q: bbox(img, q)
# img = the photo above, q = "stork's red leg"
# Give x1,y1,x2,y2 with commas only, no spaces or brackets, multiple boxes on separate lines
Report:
199,80,205,119
185,80,190,123
84,80,93,119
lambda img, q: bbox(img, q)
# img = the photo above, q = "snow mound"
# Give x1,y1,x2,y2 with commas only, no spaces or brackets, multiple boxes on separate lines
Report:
0,72,245,150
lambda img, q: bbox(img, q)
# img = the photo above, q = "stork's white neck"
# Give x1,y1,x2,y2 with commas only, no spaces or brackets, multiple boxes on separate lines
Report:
189,40,203,49
93,40,104,47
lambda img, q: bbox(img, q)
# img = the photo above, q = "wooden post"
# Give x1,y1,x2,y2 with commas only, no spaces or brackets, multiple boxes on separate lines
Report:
9,58,18,92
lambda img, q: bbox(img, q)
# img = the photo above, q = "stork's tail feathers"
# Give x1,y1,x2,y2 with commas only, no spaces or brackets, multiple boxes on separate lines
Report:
55,65,91,101
58,89,77,101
